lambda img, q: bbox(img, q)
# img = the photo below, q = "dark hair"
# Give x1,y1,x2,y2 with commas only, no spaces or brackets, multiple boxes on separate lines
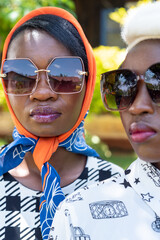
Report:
9,14,88,72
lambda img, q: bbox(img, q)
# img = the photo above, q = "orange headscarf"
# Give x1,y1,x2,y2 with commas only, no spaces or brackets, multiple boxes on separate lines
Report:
1,7,96,171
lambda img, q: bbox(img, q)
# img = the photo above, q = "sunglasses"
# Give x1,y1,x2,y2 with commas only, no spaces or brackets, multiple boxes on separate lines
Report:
100,62,160,111
0,57,88,96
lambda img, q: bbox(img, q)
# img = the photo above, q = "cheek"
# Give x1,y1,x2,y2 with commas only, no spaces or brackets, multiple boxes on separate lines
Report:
62,83,86,124
76,83,86,112
120,112,129,133
65,85,86,114
8,95,27,120
8,95,19,114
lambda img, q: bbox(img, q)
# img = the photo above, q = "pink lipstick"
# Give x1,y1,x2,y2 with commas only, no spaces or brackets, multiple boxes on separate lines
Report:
30,107,61,123
129,122,156,143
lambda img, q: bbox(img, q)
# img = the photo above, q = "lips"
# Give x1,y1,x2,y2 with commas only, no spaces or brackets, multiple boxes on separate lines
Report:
129,122,156,143
30,106,61,123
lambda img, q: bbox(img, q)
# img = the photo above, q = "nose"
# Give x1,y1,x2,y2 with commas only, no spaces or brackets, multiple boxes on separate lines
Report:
128,80,154,115
30,72,58,101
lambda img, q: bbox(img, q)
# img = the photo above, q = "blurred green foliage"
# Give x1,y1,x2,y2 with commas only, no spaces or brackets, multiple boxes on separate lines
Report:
0,84,7,111
0,0,75,51
0,138,7,147
85,131,136,169
109,0,154,26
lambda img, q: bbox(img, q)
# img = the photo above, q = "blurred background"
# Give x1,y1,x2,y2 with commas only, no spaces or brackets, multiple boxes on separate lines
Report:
0,0,155,168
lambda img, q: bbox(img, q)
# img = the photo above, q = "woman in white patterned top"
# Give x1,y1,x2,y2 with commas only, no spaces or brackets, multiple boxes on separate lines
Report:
49,2,160,240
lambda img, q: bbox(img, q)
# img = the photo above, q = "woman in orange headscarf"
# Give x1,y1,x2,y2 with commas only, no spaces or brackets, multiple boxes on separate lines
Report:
0,7,123,240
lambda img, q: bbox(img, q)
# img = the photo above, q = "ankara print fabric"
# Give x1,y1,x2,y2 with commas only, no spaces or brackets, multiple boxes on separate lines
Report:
0,156,122,240
49,158,160,240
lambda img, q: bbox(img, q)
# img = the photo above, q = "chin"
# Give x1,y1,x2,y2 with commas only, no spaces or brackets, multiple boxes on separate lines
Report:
29,128,59,137
38,132,58,137
27,124,70,137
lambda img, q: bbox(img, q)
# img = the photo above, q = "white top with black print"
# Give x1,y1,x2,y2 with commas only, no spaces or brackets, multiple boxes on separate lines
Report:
49,158,160,240
0,156,122,240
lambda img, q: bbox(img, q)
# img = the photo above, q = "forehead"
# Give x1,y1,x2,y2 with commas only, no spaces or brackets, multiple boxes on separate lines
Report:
8,29,51,54
122,39,160,74
7,29,71,66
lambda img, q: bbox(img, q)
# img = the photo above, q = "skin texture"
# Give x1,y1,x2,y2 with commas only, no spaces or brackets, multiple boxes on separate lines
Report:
7,29,86,137
120,39,160,170
7,29,87,190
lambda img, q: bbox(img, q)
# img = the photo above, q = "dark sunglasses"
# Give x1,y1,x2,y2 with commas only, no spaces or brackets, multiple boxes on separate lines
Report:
0,57,88,96
100,62,160,111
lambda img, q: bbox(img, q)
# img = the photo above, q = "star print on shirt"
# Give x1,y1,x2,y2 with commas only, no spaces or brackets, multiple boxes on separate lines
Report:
141,193,154,202
120,179,132,188
134,178,140,184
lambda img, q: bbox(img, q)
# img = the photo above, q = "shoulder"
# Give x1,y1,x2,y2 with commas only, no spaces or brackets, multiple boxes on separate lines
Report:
87,156,124,179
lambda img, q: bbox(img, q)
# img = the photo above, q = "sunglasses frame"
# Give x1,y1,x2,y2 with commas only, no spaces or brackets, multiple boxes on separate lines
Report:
100,63,160,111
0,56,88,96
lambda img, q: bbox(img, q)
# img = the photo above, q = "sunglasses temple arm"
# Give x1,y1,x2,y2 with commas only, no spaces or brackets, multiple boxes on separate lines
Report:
0,74,7,77
78,71,88,76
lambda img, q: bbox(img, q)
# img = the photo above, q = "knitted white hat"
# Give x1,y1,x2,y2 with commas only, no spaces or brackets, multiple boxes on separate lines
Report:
121,2,160,51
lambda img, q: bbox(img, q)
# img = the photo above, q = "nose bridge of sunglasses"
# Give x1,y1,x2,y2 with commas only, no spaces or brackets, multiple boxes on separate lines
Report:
34,69,50,73
34,69,52,89
137,74,145,81
35,69,51,82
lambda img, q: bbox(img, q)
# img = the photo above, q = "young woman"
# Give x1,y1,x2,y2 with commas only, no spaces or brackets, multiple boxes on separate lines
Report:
49,3,160,240
0,7,122,240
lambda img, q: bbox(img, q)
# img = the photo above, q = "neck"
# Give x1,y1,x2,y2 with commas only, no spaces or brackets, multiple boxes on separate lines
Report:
49,147,87,187
9,147,87,190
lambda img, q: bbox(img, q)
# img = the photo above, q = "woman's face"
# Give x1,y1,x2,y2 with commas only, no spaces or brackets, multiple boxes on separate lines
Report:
7,29,86,137
120,40,160,169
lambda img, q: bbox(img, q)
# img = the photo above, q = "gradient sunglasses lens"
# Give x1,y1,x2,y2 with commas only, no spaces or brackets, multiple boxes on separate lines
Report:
47,57,85,93
145,63,160,106
101,69,137,111
1,59,37,95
